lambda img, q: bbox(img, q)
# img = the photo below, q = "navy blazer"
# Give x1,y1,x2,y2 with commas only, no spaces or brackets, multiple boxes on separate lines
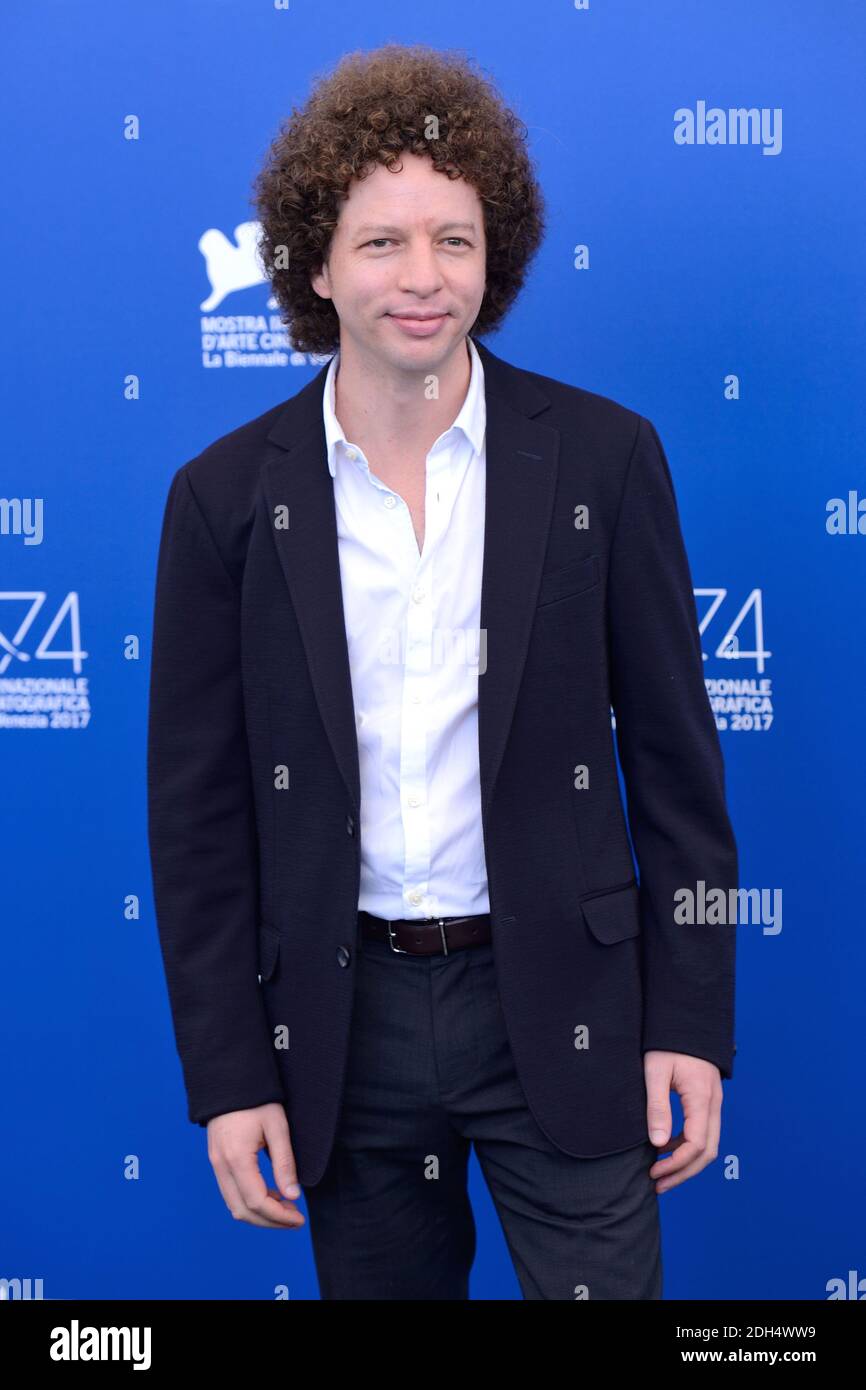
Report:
147,338,738,1187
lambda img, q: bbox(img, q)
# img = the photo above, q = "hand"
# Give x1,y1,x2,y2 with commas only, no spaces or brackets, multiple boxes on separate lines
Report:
644,1051,722,1194
207,1102,306,1227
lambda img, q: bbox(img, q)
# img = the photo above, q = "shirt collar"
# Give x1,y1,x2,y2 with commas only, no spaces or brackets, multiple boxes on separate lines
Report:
322,334,486,478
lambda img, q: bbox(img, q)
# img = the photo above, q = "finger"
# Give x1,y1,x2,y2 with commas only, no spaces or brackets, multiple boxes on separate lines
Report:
212,1161,282,1226
650,1104,708,1178
652,1087,718,1188
224,1168,305,1227
263,1111,301,1200
657,1084,723,1193
651,1128,688,1159
222,1164,271,1225
644,1059,673,1147
651,1140,702,1185
232,1156,307,1234
226,1151,305,1227
264,1186,307,1226
705,1090,722,1166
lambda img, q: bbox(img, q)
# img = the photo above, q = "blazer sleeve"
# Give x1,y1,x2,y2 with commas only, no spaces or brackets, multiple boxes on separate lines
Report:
607,416,738,1078
147,463,284,1125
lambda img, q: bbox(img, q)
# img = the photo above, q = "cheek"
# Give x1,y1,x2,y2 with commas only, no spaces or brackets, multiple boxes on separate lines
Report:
454,261,486,302
353,270,393,310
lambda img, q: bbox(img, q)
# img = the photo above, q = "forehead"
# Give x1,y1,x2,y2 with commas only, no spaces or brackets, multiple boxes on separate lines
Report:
339,152,482,227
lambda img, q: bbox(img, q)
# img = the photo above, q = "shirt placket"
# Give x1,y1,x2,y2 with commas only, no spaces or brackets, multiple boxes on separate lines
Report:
402,441,464,920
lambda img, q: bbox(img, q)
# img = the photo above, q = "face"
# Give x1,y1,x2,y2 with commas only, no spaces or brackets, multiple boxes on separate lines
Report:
310,150,487,372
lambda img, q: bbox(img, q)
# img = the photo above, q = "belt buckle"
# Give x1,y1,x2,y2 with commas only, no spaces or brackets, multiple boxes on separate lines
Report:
386,916,450,955
437,918,449,955
386,919,409,954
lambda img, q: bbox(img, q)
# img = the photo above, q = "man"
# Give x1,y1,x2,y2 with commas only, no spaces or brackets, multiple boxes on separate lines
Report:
147,44,737,1300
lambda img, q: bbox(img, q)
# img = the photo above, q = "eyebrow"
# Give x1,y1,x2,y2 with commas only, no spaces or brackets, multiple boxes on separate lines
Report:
353,221,478,237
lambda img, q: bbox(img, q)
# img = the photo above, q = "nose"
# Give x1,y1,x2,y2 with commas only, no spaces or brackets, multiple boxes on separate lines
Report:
395,239,446,298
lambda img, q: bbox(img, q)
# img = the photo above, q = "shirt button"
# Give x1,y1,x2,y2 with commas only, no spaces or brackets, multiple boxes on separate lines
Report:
408,890,422,905
412,586,425,602
345,447,358,460
384,495,397,508
408,795,421,808
410,693,422,704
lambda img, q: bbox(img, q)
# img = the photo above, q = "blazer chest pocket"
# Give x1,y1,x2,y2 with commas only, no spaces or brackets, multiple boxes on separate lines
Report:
257,921,281,981
536,554,600,608
580,880,641,944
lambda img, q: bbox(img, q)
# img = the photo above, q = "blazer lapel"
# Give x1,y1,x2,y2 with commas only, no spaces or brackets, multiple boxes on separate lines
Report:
263,378,362,812
473,342,560,814
262,339,560,823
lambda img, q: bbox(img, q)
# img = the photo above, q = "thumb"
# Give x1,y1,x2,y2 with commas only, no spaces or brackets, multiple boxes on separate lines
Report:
263,1111,301,1199
645,1060,673,1147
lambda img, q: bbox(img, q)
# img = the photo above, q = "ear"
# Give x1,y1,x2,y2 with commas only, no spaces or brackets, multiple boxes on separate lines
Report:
310,257,332,301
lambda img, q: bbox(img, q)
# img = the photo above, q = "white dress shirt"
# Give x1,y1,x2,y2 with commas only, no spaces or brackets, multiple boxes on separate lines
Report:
322,334,490,920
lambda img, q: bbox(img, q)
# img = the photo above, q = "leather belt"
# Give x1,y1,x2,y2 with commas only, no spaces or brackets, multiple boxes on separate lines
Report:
358,910,492,956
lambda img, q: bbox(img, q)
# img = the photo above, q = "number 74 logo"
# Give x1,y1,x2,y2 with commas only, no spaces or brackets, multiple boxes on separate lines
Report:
0,593,88,675
695,588,771,674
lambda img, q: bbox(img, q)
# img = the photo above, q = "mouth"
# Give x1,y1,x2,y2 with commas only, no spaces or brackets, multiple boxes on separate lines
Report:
386,312,449,336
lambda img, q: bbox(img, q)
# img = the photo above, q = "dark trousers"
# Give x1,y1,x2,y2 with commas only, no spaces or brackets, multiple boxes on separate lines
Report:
302,927,662,1300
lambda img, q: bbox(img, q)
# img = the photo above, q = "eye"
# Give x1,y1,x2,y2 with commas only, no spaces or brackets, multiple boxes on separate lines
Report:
361,237,471,250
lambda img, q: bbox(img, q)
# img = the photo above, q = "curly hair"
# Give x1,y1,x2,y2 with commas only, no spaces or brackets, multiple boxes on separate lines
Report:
251,43,546,355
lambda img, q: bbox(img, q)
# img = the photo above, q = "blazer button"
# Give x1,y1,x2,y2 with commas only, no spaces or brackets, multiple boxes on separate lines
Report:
346,813,355,835
336,945,351,967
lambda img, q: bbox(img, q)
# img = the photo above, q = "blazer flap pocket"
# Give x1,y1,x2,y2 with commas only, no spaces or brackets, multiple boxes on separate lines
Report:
257,921,281,980
580,881,641,943
537,554,599,608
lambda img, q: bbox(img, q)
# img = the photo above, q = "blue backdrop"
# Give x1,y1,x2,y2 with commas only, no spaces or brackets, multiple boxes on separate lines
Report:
2,0,864,1301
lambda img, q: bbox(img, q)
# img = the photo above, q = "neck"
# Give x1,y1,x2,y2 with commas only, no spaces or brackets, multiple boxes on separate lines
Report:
333,335,472,467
